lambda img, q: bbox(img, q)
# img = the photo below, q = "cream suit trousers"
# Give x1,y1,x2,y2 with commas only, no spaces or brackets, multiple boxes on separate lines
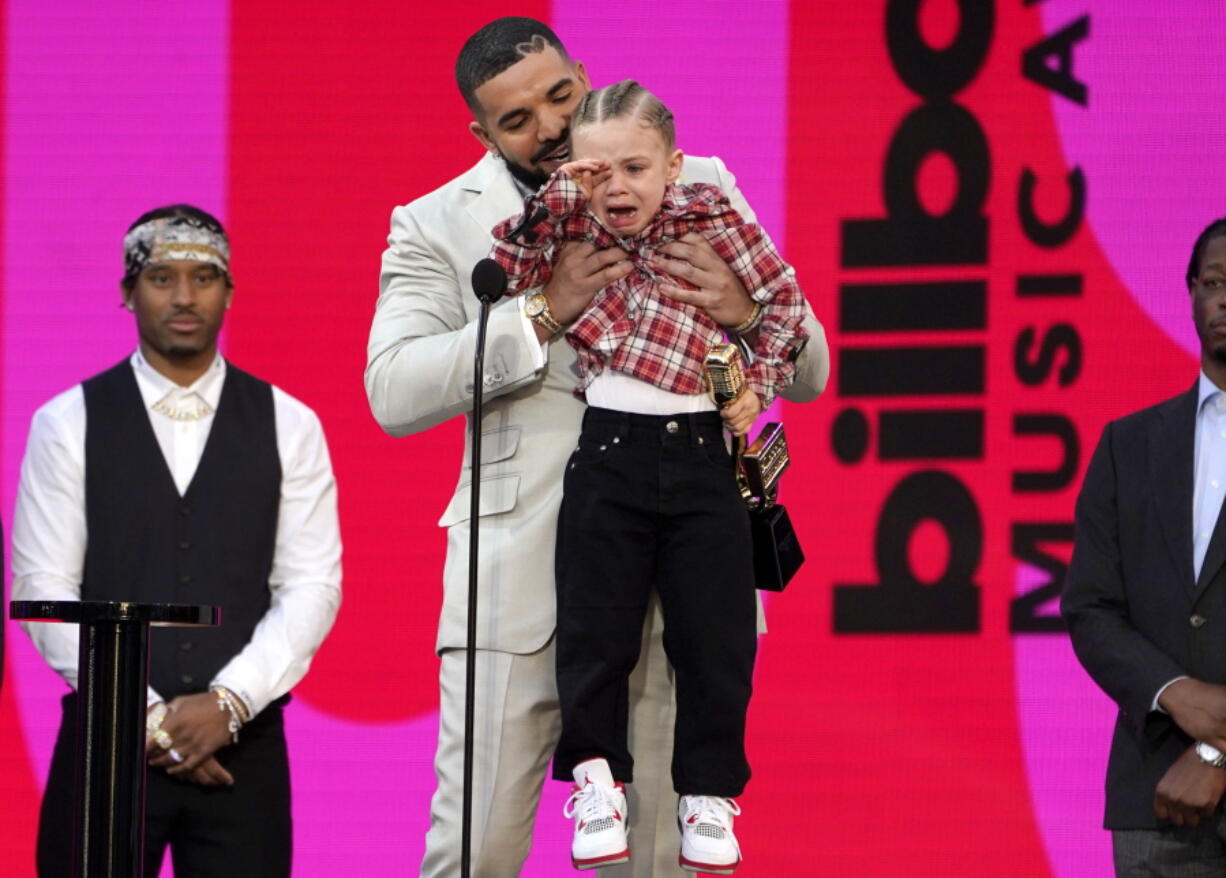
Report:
421,595,685,878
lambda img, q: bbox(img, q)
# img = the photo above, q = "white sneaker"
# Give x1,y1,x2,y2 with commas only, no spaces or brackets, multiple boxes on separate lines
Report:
563,758,630,870
677,795,742,874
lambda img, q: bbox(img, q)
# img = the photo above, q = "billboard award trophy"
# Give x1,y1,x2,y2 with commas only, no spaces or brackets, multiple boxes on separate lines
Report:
704,343,805,591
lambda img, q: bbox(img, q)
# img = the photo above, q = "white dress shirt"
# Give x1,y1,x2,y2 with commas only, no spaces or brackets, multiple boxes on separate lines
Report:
1193,372,1226,580
11,351,342,717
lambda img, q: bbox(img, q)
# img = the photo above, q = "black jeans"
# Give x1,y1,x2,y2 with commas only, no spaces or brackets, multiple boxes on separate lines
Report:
553,407,756,797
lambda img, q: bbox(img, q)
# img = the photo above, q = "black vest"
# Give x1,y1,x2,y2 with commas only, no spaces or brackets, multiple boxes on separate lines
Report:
82,360,281,700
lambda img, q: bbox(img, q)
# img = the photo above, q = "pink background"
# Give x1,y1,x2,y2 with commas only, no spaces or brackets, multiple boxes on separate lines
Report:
2,2,1225,875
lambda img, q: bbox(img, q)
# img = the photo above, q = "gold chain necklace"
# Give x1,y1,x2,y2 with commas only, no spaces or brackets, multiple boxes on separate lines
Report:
151,398,214,422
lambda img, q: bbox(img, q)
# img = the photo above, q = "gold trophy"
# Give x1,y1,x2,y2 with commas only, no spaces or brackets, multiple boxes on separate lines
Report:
704,343,804,590
704,343,790,507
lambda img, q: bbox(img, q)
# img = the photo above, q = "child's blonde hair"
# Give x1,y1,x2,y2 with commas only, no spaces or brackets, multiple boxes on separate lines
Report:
571,79,676,150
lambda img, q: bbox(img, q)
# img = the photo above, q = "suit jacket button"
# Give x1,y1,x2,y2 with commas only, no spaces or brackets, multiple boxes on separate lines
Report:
1191,614,1208,628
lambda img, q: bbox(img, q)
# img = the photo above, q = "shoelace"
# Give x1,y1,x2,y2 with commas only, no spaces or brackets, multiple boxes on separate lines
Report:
681,796,742,844
564,782,623,830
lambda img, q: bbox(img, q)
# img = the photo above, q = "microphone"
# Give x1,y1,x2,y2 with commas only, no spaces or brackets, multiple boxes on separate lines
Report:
704,342,747,408
471,258,507,305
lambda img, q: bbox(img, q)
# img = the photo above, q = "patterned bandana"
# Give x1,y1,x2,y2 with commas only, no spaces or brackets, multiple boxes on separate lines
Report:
122,215,231,280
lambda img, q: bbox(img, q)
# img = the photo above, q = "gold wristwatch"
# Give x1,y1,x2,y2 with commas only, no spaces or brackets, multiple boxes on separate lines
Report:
525,292,563,335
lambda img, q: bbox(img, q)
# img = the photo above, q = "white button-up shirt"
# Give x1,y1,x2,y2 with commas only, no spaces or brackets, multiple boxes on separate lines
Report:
11,351,342,717
1193,372,1226,581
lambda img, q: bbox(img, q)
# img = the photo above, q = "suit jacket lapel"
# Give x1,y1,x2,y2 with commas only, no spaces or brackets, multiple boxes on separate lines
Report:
1152,385,1198,596
465,154,529,241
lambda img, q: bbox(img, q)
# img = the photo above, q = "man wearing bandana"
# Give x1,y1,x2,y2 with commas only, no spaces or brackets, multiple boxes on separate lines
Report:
366,17,829,878
11,204,343,877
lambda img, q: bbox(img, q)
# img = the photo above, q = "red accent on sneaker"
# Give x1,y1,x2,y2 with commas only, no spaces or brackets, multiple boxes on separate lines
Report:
679,853,739,874
574,847,631,869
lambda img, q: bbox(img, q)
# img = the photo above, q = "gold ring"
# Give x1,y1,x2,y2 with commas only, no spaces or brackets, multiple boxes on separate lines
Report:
153,729,174,751
146,703,168,736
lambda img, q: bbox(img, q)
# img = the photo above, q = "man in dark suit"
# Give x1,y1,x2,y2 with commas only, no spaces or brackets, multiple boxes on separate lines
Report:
1064,216,1226,875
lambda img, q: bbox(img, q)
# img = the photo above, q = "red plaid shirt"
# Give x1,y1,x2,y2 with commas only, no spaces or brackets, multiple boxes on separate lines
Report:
491,173,808,404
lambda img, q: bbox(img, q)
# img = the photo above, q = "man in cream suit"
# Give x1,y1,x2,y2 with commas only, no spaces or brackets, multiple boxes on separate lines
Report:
365,17,828,877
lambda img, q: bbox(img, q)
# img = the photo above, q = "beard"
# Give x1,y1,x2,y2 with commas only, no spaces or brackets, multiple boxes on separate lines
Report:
502,154,549,191
495,132,569,192
140,314,219,363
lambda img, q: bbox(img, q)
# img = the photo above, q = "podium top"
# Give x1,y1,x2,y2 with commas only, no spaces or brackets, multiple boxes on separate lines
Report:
10,600,219,627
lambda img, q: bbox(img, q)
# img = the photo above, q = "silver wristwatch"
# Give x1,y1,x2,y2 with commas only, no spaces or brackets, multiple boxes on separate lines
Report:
1195,741,1226,768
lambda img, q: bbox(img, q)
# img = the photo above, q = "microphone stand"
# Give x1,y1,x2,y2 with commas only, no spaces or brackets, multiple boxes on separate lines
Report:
462,260,506,878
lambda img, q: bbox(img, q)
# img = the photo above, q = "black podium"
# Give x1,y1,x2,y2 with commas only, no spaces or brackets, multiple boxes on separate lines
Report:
11,600,219,878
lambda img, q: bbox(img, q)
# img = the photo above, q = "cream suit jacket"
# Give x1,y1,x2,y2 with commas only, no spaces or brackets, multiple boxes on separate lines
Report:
366,152,829,655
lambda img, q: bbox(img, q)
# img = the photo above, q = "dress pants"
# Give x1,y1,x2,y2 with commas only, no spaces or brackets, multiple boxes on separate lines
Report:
421,596,687,878
38,692,291,878
1114,819,1226,877
554,408,757,797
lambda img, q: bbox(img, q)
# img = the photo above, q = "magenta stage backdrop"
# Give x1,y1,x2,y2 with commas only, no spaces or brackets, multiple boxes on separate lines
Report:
3,2,1226,876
